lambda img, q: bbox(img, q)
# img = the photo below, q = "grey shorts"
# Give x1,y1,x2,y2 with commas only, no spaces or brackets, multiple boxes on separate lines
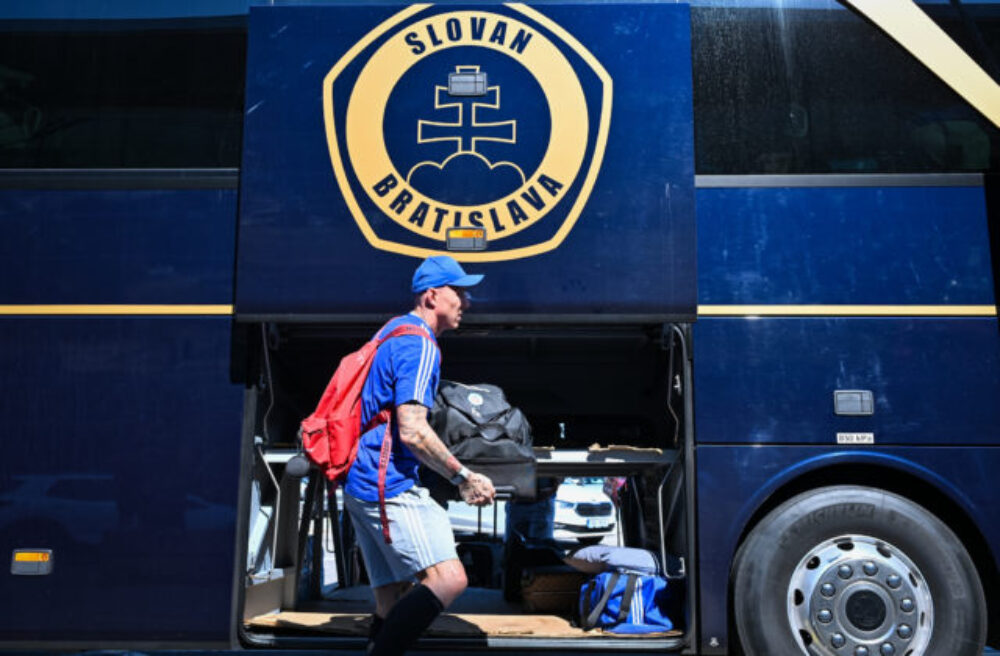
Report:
344,485,459,587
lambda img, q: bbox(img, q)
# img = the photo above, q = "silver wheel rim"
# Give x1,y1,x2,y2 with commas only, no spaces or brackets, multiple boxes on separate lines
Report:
787,535,933,656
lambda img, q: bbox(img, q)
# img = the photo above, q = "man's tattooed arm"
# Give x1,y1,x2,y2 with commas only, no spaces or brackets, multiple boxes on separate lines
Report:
396,401,460,479
396,401,495,506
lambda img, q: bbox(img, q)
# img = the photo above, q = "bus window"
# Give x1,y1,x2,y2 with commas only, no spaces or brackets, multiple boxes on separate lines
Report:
692,4,1000,174
0,18,245,168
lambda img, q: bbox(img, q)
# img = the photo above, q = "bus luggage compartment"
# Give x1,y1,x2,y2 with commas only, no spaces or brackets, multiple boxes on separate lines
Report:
235,322,690,650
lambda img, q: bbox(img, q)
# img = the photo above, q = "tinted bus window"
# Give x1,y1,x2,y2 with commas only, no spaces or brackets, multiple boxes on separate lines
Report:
0,18,245,168
692,6,999,174
922,2,1000,95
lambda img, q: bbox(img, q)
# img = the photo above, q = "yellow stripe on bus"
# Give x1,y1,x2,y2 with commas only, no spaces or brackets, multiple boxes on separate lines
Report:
698,305,998,317
844,0,1000,129
0,304,993,318
0,305,234,316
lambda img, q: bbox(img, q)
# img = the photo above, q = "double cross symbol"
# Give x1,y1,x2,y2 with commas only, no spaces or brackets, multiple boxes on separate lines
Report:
417,66,516,156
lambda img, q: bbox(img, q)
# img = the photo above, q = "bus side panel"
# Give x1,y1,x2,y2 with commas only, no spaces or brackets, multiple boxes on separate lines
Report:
0,188,242,643
693,316,1000,446
237,3,696,318
0,317,243,642
694,443,1000,655
0,189,237,304
696,185,994,306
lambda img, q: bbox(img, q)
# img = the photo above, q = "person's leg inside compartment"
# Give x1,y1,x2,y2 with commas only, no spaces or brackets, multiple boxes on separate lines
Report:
369,558,467,656
368,488,469,656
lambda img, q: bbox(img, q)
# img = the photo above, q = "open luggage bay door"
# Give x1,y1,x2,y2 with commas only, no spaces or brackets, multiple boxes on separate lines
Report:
235,1,695,321
237,1,695,650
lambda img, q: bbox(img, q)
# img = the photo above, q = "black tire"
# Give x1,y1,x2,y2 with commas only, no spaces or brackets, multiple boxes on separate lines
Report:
732,485,986,656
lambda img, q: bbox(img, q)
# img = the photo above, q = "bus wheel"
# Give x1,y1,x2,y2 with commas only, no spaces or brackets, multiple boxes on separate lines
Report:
732,485,985,656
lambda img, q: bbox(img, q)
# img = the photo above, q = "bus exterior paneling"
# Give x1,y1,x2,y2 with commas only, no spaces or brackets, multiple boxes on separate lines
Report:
692,1,1000,653
2,1,1000,655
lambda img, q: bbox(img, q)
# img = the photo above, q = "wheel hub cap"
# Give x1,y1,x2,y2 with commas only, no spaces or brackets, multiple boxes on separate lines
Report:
787,536,933,656
845,590,886,632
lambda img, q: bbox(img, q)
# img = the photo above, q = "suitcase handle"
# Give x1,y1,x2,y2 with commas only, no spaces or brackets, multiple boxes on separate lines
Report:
494,485,517,499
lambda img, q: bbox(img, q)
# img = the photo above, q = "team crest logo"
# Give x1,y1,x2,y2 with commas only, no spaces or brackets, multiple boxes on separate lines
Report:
323,4,612,261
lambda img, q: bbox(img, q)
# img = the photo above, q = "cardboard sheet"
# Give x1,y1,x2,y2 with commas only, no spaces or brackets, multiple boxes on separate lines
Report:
246,610,680,638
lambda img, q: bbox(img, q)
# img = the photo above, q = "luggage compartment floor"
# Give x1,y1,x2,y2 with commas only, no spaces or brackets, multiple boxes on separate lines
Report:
245,586,680,638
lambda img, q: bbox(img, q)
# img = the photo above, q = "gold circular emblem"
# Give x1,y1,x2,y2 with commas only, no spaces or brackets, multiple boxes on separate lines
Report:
345,10,589,242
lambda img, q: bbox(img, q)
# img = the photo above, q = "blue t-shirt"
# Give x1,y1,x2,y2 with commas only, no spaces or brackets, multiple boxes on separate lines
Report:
344,313,440,502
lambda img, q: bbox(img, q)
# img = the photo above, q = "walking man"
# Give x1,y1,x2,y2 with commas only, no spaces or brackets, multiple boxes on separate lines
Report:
343,255,496,656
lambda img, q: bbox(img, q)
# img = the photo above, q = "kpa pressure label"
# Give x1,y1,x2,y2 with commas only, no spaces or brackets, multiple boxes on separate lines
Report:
322,5,612,261
837,433,875,445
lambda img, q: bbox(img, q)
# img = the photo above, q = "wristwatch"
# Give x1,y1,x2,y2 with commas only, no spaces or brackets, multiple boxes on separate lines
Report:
450,466,472,486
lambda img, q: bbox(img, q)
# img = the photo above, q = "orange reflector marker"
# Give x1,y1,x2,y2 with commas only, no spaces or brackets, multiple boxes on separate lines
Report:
11,548,54,575
446,227,487,251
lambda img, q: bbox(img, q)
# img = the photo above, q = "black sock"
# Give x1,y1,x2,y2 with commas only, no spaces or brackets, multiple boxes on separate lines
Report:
366,614,385,656
369,614,385,639
369,584,445,656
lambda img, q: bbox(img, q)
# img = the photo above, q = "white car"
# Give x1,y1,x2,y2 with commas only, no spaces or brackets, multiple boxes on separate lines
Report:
447,476,617,544
552,477,616,543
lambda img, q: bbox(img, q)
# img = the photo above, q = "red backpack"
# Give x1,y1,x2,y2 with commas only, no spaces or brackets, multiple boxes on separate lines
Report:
299,318,437,542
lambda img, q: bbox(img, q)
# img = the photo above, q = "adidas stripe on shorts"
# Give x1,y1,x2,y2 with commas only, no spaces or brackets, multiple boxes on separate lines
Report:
345,485,459,587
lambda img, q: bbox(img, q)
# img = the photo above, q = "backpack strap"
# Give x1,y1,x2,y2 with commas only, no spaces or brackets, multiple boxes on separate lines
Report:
584,571,622,629
616,573,640,624
377,416,394,544
580,578,597,628
371,319,439,544
376,320,438,350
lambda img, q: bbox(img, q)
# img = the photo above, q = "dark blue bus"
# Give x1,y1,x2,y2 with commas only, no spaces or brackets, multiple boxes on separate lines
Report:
2,1,999,655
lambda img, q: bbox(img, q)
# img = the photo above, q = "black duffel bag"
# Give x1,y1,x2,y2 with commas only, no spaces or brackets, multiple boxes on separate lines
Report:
428,381,537,500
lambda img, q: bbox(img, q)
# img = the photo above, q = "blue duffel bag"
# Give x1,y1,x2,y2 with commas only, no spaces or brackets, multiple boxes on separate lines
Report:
578,570,674,634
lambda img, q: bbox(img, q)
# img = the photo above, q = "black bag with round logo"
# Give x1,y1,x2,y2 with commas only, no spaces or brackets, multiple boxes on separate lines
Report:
428,381,537,499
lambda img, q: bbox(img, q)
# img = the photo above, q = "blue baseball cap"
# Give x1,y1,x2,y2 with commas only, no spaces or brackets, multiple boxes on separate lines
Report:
411,255,484,293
